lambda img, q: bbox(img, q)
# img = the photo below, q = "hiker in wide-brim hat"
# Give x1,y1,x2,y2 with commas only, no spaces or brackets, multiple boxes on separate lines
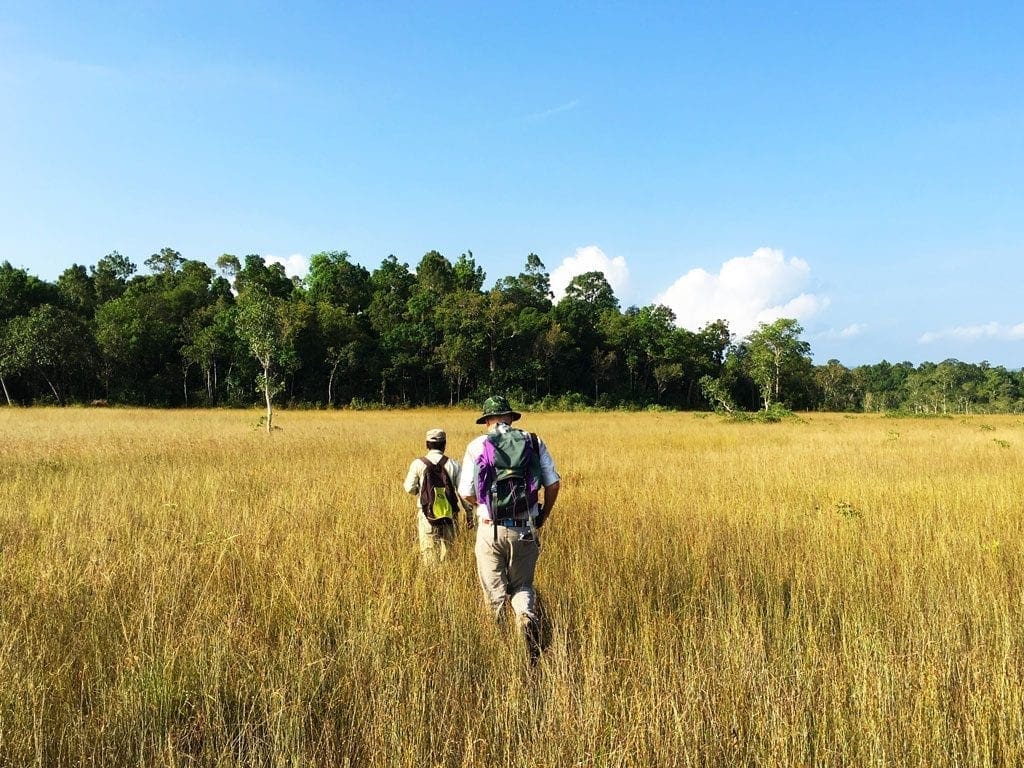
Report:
459,395,561,664
475,395,522,425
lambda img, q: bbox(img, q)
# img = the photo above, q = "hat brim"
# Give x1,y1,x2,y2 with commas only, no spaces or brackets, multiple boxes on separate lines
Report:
475,410,521,425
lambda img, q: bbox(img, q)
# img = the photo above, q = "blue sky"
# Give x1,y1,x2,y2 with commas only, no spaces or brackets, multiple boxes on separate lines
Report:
2,2,1022,366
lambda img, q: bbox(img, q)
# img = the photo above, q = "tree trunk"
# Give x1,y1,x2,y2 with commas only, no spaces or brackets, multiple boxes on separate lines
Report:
263,363,273,433
43,374,63,406
0,376,10,406
328,357,341,407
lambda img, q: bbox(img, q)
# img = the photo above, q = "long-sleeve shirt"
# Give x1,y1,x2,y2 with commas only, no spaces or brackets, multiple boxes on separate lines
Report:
404,449,463,520
457,423,560,523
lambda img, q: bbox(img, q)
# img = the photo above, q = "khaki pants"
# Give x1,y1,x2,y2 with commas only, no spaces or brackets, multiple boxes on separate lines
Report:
474,523,540,628
417,514,456,564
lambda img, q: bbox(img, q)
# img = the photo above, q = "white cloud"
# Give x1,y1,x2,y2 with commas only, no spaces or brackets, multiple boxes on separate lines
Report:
265,253,308,279
654,247,828,337
550,245,629,301
919,322,1024,344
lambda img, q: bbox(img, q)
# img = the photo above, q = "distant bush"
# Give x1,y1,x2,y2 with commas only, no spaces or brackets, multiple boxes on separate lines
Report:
726,404,799,423
882,410,955,420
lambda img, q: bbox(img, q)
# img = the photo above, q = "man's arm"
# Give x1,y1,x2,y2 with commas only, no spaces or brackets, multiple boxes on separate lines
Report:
536,480,559,527
447,458,475,527
403,460,421,495
458,444,477,505
541,480,560,514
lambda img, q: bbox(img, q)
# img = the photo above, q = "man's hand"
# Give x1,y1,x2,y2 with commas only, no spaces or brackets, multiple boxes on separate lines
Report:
535,504,549,529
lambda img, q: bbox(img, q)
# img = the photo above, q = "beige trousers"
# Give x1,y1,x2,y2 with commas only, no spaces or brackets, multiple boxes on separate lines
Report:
417,513,456,564
474,522,540,627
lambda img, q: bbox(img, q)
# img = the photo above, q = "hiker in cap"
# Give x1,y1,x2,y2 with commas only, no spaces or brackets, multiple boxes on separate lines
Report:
404,428,471,564
458,396,560,661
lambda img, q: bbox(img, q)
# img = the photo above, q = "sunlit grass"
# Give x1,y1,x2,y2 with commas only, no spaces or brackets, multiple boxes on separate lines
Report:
2,407,1023,766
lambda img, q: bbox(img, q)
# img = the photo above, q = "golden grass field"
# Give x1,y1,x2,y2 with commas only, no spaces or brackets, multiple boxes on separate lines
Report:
2,407,1024,766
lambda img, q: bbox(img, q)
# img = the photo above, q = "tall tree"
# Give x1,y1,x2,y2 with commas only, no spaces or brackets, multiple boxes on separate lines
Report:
92,251,136,303
314,302,368,406
144,247,185,277
434,289,487,404
57,264,96,317
235,288,303,432
452,250,486,292
746,318,812,410
368,255,417,404
406,251,456,402
3,305,88,405
555,272,620,398
815,359,858,411
235,254,293,298
306,251,372,313
0,262,57,403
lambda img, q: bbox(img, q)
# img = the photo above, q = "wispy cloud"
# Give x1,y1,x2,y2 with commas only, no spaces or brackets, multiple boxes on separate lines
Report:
550,245,629,301
919,322,1024,344
818,323,866,340
654,247,829,337
523,99,581,122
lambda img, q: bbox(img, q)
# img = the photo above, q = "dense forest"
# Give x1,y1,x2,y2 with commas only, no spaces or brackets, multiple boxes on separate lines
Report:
1,248,1022,414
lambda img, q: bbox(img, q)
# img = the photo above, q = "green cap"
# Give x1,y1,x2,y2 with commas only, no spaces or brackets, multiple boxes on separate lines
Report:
476,395,522,425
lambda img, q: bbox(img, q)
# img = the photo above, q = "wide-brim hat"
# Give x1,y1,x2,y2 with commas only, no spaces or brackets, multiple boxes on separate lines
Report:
476,395,521,424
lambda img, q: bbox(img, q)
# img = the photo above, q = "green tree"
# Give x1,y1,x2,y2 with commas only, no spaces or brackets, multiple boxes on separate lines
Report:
235,289,304,432
699,374,737,413
555,271,620,398
452,250,486,292
215,254,241,284
306,251,372,313
433,289,487,404
235,254,294,298
406,251,457,402
3,305,87,404
144,247,185,278
0,262,58,403
57,264,96,317
92,251,136,303
181,298,236,405
490,254,554,396
815,359,859,411
0,261,55,319
368,255,417,404
314,302,368,406
746,318,812,410
95,289,177,402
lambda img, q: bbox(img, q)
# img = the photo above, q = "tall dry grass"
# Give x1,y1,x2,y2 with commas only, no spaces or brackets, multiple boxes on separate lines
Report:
1,407,1023,766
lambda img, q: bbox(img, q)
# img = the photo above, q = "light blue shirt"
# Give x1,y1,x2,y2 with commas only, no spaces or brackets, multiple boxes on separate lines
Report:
457,423,559,522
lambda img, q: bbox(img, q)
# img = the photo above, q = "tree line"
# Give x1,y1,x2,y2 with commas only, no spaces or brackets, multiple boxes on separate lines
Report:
1,248,1022,414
